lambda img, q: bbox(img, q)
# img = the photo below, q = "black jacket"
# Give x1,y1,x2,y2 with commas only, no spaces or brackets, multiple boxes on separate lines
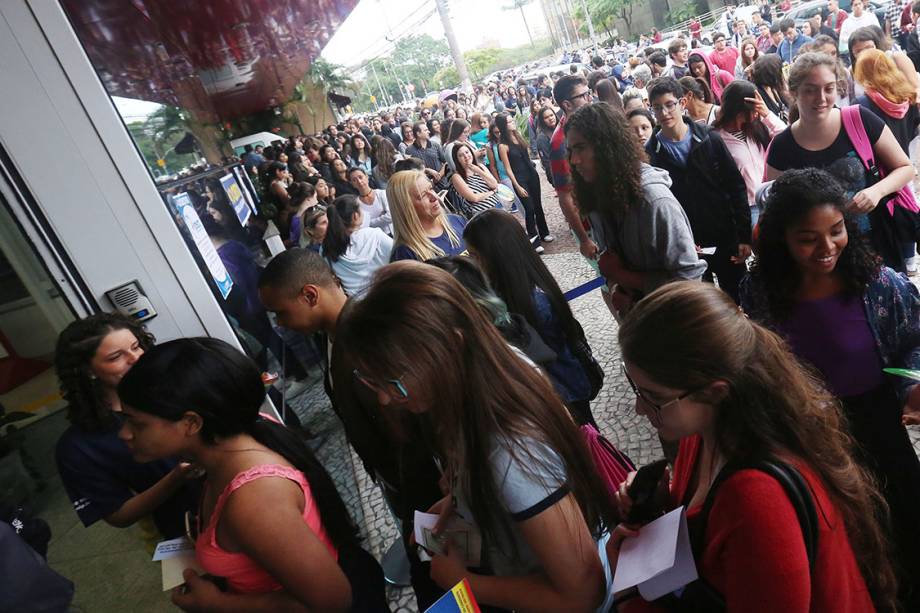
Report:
645,118,751,249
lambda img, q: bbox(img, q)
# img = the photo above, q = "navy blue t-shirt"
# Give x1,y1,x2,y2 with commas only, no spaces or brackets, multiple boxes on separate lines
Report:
55,415,198,538
391,214,468,261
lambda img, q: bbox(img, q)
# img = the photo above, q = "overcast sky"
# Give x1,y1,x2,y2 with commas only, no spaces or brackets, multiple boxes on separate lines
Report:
322,0,548,70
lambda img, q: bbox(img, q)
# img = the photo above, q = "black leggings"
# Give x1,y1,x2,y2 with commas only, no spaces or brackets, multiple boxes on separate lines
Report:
700,247,745,305
518,172,549,241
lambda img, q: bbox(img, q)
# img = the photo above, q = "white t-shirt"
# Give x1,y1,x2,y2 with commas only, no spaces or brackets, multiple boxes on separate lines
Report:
839,12,882,52
358,190,392,235
325,227,394,297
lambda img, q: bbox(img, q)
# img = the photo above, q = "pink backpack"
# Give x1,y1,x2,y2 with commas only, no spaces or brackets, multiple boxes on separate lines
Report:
840,105,920,215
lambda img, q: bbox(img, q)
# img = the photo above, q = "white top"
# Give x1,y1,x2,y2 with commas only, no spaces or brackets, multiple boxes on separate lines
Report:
358,189,392,235
325,227,394,297
839,12,882,52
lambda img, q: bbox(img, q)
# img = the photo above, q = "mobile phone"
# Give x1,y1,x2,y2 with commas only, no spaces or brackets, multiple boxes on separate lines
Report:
627,459,669,524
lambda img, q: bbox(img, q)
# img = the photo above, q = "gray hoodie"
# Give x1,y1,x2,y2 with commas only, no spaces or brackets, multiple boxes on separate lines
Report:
588,163,707,295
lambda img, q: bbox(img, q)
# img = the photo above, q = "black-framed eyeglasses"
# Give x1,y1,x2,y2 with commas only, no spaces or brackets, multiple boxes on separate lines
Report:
621,362,705,418
567,90,593,103
353,369,409,400
651,100,680,116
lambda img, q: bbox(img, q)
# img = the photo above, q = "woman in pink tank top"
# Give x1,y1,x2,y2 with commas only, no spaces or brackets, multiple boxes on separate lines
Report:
114,337,388,612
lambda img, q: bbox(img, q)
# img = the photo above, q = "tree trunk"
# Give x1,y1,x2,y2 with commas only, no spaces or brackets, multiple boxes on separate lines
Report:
520,7,534,46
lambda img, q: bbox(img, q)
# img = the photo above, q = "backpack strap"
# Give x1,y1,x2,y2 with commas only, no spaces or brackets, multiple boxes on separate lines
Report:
840,105,875,173
694,459,819,572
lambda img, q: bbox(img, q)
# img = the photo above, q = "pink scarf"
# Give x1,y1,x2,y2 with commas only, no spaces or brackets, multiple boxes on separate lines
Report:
866,88,909,119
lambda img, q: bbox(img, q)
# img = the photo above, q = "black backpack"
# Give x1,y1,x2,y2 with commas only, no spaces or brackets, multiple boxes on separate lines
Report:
659,459,818,612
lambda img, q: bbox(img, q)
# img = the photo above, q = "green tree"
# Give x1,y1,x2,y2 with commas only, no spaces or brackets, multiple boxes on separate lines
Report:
388,35,450,93
503,0,535,46
586,0,641,33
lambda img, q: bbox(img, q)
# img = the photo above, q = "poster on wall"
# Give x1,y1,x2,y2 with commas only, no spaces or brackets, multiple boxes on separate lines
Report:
172,192,233,299
231,165,258,216
219,173,251,226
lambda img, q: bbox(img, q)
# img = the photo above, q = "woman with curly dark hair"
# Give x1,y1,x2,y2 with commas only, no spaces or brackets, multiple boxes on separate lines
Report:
53,313,198,538
564,102,705,319
740,168,920,609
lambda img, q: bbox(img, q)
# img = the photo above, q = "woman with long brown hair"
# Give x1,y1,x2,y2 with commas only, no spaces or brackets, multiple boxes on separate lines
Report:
337,261,618,612
616,281,897,612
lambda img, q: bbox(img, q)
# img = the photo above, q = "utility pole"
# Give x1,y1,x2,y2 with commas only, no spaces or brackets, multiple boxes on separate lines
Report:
370,63,390,106
578,0,597,45
435,0,473,92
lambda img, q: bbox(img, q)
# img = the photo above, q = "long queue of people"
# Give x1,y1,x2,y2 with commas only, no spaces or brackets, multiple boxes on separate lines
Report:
19,4,920,613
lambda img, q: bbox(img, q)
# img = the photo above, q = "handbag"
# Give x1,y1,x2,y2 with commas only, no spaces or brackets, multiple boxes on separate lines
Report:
569,319,604,401
580,424,635,503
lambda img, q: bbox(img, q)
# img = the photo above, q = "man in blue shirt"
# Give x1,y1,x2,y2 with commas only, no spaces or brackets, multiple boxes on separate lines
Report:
777,18,814,63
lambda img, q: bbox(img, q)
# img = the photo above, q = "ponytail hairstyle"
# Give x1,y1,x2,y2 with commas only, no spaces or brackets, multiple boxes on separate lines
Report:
322,194,361,262
678,75,713,104
787,52,838,123
55,313,155,432
117,338,359,550
619,282,897,610
287,181,317,208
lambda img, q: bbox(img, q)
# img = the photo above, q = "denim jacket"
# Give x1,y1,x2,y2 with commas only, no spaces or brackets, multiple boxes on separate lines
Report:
740,267,920,400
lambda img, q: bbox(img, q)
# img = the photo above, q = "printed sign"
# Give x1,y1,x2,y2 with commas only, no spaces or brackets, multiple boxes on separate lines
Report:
173,192,233,299
219,173,250,226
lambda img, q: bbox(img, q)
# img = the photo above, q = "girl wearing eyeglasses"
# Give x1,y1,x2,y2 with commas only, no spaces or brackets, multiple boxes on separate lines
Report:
616,281,895,612
116,338,387,612
338,261,621,612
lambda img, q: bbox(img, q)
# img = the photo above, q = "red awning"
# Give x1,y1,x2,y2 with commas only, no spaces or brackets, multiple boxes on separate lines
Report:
61,0,358,121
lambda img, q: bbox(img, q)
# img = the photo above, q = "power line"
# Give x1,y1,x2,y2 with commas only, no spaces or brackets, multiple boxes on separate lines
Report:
341,6,439,75
341,0,431,69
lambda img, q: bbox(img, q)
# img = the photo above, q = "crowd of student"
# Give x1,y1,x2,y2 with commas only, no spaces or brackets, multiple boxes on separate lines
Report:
14,1,920,612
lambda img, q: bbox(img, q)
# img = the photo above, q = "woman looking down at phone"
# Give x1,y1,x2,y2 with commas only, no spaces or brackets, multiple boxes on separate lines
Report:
338,262,620,612
117,338,387,612
615,281,895,612
388,170,468,261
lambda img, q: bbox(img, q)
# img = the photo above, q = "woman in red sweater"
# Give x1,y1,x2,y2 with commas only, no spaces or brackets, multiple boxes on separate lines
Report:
614,282,897,612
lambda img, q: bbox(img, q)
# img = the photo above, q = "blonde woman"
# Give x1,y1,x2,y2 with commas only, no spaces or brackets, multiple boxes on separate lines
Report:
387,170,468,261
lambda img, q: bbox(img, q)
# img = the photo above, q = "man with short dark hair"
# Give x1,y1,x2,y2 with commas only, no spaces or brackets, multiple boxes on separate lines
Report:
766,22,784,53
709,32,740,72
550,75,596,258
240,144,265,169
778,18,813,62
645,77,751,304
405,121,447,189
648,51,668,77
258,249,443,609
667,38,691,78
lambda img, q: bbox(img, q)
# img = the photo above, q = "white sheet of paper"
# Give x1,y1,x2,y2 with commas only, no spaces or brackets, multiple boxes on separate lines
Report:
413,510,482,566
611,507,698,597
161,552,205,591
638,508,699,600
700,247,717,255
152,537,195,561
